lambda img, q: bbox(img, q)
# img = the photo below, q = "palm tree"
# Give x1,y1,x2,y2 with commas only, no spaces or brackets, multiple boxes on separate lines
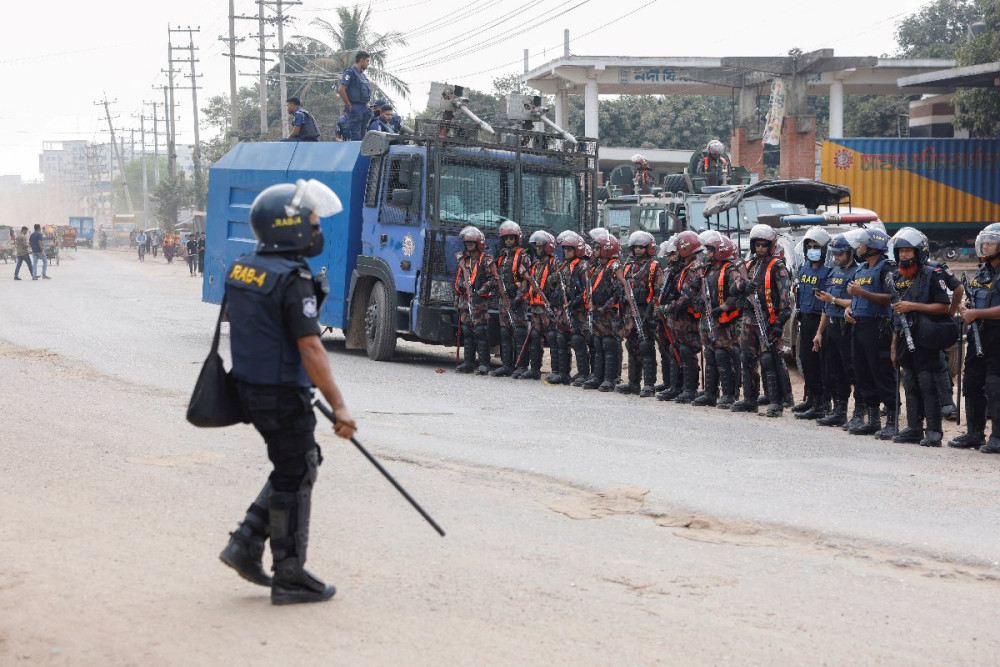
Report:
299,6,410,103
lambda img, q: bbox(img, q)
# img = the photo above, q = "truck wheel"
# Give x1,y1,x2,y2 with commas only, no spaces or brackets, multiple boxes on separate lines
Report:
662,173,688,194
364,281,397,361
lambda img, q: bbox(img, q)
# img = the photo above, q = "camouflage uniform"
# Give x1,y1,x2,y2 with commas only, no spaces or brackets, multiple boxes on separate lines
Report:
616,256,662,396
734,255,792,414
492,245,531,377
523,254,565,381
584,257,622,391
655,262,685,399
560,256,592,385
666,257,704,402
698,259,742,406
454,250,495,374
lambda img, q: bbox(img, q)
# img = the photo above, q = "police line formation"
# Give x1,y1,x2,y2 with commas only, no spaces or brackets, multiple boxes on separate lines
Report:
453,220,1000,452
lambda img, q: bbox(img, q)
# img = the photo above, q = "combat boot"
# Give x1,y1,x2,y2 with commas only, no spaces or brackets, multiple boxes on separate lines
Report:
474,330,490,375
980,436,1000,454
598,379,616,392
796,397,829,420
456,326,476,373
818,401,848,427
582,343,604,389
849,404,881,436
490,331,513,377
570,334,590,386
892,425,924,444
692,393,717,407
842,401,865,431
947,432,986,449
792,396,814,414
730,396,758,413
219,482,272,587
875,410,897,440
731,366,758,412
269,454,336,606
920,430,943,447
544,332,566,384
673,347,699,403
762,354,783,418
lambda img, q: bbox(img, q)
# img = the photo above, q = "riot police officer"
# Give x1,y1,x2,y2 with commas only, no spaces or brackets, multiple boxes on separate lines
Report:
492,221,530,378
218,179,356,605
731,224,791,417
694,234,742,409
454,226,495,375
520,230,563,381
953,223,1000,453
887,227,954,447
814,233,860,428
558,231,592,386
586,232,623,392
793,227,833,420
661,230,703,403
844,228,896,438
655,237,684,398
616,230,661,397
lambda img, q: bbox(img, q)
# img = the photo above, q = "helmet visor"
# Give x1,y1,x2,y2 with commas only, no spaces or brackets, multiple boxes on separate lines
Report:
290,178,343,219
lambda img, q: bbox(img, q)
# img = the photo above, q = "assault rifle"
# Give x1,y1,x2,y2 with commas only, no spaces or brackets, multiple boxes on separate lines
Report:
614,262,647,343
584,263,595,338
700,263,716,338
885,272,916,353
457,253,475,323
743,259,778,358
523,264,558,320
961,271,984,357
488,260,516,329
654,266,682,364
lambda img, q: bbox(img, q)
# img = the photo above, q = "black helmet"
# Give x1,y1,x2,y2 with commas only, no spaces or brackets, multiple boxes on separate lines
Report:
250,179,342,254
890,227,928,267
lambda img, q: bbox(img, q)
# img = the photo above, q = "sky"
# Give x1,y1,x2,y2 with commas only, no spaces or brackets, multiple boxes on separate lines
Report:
1,0,932,180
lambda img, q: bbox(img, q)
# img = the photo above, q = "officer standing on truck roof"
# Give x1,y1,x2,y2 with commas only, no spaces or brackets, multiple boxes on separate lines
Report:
218,179,356,606
952,223,1000,454
282,97,320,142
338,51,372,141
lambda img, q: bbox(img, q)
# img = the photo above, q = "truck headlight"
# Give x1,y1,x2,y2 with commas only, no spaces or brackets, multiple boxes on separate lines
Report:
429,279,453,302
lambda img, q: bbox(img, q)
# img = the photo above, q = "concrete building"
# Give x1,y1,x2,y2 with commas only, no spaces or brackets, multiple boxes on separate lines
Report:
521,50,956,180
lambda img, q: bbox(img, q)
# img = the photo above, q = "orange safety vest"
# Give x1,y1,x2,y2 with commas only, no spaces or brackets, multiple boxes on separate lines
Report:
528,258,552,306
454,252,488,296
677,265,701,319
496,247,524,287
717,261,740,324
762,258,778,324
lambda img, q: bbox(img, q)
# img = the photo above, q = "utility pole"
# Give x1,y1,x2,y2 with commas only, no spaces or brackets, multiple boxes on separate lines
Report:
164,31,178,179
97,96,134,214
147,100,161,186
259,0,300,138
139,113,149,228
227,0,239,148
170,25,204,209
258,0,268,136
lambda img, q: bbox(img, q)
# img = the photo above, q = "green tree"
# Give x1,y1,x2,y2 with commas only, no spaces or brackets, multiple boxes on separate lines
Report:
152,173,192,231
298,7,409,103
895,0,982,58
955,0,1000,136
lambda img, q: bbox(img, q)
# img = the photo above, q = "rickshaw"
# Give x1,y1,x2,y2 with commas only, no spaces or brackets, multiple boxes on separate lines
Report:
41,224,60,266
61,226,78,251
0,226,13,263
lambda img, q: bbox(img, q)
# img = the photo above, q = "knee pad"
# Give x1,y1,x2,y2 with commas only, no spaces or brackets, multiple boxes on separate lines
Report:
639,339,655,356
760,351,775,373
678,345,694,364
572,333,586,349
545,330,558,347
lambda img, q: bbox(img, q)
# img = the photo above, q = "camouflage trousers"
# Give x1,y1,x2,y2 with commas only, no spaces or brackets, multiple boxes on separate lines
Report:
740,323,783,402
457,299,490,328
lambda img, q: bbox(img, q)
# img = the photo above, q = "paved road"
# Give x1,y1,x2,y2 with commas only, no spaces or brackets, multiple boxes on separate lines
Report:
2,249,998,665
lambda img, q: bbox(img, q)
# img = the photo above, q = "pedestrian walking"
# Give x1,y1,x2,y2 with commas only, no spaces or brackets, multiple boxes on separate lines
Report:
13,226,36,280
29,224,51,279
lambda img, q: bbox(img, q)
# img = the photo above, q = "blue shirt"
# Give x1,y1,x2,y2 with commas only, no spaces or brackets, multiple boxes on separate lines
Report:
368,116,398,133
29,231,43,253
340,65,371,105
290,107,320,140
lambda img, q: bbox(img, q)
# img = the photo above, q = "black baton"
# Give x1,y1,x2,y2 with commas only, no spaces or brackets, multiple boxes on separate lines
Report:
313,400,446,537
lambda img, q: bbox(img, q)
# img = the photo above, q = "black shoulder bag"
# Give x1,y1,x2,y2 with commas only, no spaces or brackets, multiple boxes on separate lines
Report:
187,295,247,427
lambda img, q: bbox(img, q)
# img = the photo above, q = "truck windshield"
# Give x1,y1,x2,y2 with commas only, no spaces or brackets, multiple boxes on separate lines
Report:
742,198,802,225
521,171,579,235
438,162,515,229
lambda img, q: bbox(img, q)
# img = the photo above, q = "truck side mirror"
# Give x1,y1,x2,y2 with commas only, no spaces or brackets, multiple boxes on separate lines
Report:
390,189,413,208
396,157,413,187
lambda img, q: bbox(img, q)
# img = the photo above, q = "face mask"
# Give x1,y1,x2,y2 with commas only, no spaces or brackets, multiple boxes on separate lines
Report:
303,229,324,257
806,248,822,262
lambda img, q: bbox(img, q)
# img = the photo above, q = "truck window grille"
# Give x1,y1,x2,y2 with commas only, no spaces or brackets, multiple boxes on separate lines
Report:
364,156,382,208
379,155,422,225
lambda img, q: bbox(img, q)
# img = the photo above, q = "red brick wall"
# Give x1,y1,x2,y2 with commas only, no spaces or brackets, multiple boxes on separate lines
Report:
779,116,816,180
729,126,764,180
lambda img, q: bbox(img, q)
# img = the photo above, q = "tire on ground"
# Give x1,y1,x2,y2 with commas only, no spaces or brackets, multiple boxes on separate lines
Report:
365,280,397,361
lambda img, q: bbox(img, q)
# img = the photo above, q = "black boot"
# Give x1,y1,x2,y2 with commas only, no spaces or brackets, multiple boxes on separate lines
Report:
219,482,272,587
545,331,567,384
920,430,943,447
779,356,794,408
796,397,829,420
615,346,641,394
850,403,881,436
893,425,924,444
692,348,718,406
818,400,848,427
571,333,590,386
842,399,865,431
456,325,476,373
792,396,814,414
715,348,735,409
762,353,783,418
639,339,657,397
559,333,574,385
269,452,335,606
520,331,543,380
490,328,513,377
510,327,529,378
673,346,700,403
657,351,683,401
730,358,758,413
583,336,604,390
474,326,490,375
981,436,1000,454
875,410,897,440
948,431,986,449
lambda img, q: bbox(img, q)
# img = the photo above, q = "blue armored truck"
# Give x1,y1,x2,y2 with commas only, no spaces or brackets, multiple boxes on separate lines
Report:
203,111,597,361
68,216,95,248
